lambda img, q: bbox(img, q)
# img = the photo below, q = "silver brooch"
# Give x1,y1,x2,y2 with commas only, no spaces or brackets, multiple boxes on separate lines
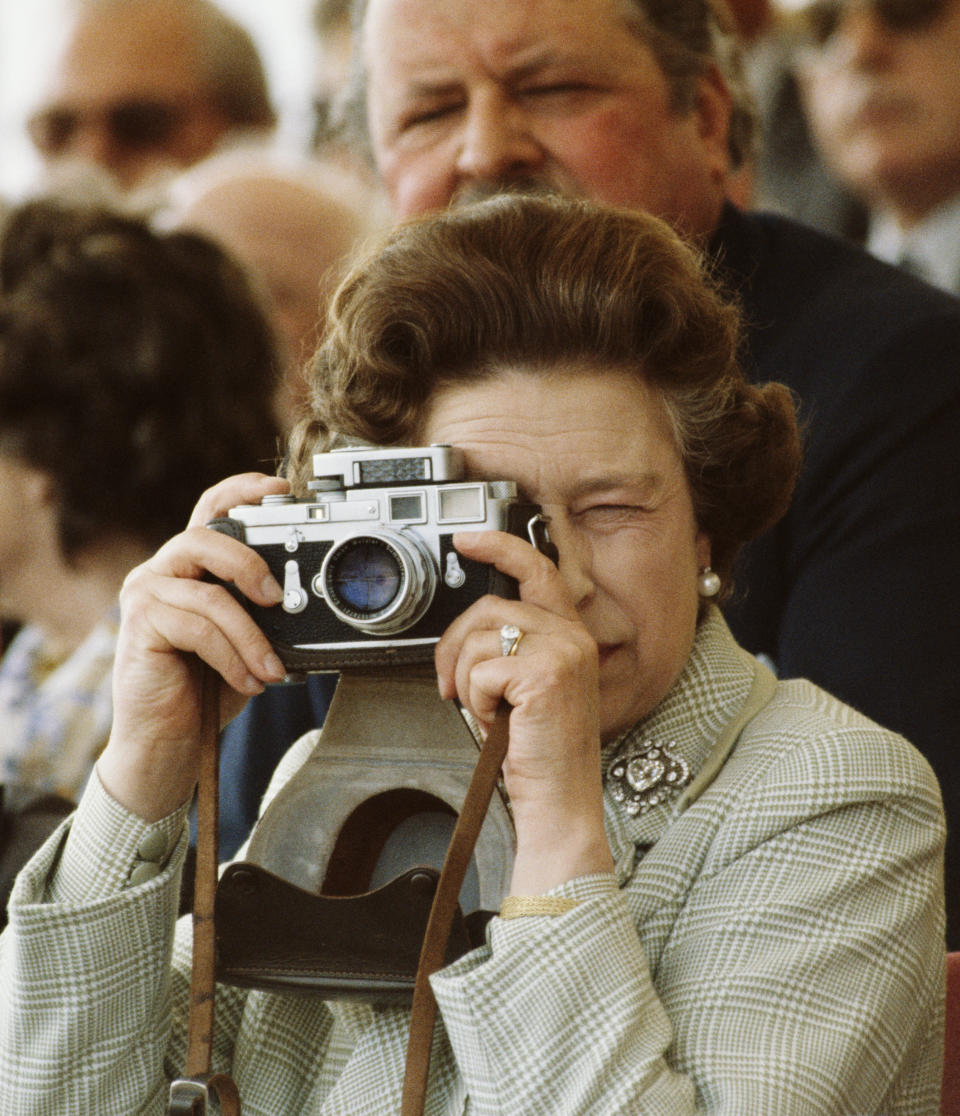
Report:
606,740,692,816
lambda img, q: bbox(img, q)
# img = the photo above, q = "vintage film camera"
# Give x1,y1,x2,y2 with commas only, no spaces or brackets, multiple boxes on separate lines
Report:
210,444,555,999
209,443,552,672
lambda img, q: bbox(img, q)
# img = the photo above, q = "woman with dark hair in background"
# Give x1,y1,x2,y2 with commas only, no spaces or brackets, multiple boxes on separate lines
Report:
0,199,280,801
0,195,945,1114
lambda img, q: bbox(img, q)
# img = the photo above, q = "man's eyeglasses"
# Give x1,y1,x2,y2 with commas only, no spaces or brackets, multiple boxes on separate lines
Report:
799,0,950,47
27,98,195,157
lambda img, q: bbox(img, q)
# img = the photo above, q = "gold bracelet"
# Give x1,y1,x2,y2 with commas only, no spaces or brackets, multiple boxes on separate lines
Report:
499,895,580,920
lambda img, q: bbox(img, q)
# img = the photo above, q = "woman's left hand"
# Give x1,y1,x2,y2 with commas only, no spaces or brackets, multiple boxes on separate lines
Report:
435,529,614,894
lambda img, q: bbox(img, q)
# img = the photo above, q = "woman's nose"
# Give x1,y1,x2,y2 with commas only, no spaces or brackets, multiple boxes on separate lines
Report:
549,519,595,608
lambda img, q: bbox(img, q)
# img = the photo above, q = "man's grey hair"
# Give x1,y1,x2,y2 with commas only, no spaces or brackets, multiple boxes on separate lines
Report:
333,0,755,171
620,0,756,169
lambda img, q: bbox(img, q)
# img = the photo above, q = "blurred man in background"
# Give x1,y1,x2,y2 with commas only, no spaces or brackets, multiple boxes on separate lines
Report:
26,0,276,197
795,0,960,291
731,0,867,235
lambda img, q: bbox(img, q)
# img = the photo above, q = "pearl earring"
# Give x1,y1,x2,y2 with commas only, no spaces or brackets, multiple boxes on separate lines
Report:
698,567,721,598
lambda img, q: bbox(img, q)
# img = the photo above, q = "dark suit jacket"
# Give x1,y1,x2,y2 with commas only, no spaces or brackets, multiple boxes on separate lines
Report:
714,204,960,943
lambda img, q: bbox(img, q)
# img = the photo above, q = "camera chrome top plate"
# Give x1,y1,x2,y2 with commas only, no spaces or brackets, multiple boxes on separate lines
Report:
310,444,464,492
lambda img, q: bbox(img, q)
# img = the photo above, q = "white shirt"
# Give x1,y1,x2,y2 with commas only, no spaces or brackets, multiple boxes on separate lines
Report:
868,193,960,294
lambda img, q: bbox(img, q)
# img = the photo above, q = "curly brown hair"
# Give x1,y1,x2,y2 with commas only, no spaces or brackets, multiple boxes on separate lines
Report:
0,199,282,558
287,193,800,594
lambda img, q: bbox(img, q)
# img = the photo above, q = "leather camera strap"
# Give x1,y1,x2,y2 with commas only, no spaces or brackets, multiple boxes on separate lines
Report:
168,667,241,1116
400,704,511,1116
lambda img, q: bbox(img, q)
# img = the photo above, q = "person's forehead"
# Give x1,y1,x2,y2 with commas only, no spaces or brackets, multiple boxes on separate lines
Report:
183,177,359,263
363,0,642,70
46,3,206,103
423,368,682,478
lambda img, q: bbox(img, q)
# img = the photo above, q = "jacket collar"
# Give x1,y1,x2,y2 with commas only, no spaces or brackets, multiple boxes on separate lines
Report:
602,608,763,864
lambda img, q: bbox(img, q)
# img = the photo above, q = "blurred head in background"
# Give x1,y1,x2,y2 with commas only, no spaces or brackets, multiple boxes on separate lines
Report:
0,198,281,613
795,0,960,230
26,0,276,195
164,152,376,428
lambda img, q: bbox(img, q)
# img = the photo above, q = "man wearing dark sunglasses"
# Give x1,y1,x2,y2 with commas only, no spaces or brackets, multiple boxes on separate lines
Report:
27,0,276,194
796,0,960,292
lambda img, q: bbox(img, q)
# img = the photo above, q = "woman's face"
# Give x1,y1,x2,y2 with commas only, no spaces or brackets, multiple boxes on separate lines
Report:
422,366,711,740
0,454,55,620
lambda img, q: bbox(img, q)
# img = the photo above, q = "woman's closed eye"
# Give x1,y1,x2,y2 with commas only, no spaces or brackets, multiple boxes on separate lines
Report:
575,503,646,528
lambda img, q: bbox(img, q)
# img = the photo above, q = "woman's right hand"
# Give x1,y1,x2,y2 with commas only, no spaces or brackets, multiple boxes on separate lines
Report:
96,473,290,821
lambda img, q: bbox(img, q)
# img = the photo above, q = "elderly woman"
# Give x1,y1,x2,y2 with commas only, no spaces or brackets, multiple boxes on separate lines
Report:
0,195,944,1113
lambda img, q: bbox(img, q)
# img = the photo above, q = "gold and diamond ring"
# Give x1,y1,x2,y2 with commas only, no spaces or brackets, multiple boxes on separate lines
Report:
499,623,524,656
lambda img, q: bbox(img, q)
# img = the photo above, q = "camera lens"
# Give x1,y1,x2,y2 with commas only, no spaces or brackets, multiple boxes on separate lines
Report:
327,540,402,614
320,530,437,634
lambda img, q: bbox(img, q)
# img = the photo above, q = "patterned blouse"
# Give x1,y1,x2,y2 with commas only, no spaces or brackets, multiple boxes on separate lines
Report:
0,609,118,799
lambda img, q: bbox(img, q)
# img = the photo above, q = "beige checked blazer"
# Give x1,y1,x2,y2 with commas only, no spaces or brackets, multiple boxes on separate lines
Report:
0,610,946,1114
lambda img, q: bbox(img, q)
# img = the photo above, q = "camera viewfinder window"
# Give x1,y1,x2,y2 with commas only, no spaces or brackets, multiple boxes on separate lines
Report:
389,493,426,522
438,485,485,523
359,456,429,485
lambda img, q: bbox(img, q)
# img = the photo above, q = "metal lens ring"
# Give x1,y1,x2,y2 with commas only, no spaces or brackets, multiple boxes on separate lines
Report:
319,529,437,634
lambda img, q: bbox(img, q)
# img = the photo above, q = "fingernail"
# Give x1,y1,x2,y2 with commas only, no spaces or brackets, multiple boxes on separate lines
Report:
242,674,265,695
263,651,286,680
261,576,283,604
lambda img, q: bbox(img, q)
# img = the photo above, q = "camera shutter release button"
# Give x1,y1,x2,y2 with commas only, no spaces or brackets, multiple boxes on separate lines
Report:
283,559,308,613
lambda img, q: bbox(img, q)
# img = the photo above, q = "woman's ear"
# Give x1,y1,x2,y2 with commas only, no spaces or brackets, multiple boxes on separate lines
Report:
695,529,713,572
